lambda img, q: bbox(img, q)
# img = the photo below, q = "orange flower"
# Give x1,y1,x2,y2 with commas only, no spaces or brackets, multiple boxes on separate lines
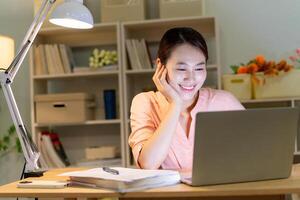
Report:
248,63,259,74
237,66,248,74
255,55,265,66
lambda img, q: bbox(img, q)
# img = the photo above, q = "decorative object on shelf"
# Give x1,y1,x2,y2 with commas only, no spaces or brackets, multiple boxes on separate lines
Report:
0,0,93,175
89,48,118,68
253,69,300,99
225,55,299,100
101,0,145,22
0,125,21,154
159,0,204,19
230,55,293,84
103,89,117,119
85,145,120,160
222,74,252,100
289,48,300,69
35,93,95,124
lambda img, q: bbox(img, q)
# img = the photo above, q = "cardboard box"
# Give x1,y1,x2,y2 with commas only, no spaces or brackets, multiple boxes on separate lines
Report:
85,146,120,160
101,0,145,22
35,93,95,124
222,74,252,100
253,70,300,99
159,0,203,19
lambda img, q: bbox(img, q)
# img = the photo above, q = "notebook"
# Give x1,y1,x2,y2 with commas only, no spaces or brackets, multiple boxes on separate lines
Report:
60,167,180,192
182,107,299,186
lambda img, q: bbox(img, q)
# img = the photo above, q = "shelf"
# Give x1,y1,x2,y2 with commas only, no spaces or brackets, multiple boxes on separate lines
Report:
125,64,218,75
123,16,216,42
33,70,119,80
34,119,121,127
125,69,155,74
241,97,300,104
38,22,119,46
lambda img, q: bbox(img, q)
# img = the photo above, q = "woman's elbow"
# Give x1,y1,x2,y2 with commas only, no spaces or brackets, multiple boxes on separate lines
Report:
138,157,161,170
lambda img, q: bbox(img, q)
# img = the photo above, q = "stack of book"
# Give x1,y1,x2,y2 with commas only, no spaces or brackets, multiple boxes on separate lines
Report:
125,39,153,70
33,44,75,75
59,167,180,193
36,131,70,168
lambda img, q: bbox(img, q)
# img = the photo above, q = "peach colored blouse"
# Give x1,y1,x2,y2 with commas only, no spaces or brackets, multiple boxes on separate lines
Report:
128,88,245,170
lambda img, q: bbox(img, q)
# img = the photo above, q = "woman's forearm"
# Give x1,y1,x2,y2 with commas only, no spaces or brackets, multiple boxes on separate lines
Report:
138,103,182,169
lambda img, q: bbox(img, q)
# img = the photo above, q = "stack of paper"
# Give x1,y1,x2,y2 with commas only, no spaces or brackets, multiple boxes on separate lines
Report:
59,167,180,193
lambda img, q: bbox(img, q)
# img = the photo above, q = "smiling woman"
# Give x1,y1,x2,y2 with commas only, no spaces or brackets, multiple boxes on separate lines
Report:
128,27,245,170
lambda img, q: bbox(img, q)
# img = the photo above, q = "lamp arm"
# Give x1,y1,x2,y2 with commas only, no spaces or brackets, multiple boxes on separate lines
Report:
0,0,56,172
0,82,40,171
5,0,56,81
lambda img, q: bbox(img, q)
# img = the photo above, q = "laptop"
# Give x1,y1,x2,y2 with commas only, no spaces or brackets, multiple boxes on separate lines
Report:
182,107,299,186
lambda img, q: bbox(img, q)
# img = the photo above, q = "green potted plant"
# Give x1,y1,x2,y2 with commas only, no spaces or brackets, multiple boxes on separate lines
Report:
0,125,21,155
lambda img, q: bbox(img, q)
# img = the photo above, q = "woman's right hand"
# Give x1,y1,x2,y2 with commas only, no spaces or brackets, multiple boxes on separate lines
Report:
152,61,183,107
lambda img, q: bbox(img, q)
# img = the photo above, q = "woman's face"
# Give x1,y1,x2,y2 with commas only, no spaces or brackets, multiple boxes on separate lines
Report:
164,43,207,103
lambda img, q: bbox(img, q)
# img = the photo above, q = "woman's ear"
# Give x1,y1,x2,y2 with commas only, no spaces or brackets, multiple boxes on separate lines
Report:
156,58,164,68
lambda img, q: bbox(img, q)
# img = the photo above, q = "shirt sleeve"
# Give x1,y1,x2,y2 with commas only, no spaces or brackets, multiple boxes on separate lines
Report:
128,93,156,168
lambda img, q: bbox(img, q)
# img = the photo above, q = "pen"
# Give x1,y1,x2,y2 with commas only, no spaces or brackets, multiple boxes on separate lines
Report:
102,167,119,175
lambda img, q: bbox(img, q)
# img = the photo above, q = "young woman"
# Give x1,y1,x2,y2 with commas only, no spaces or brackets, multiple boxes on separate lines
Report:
129,27,244,170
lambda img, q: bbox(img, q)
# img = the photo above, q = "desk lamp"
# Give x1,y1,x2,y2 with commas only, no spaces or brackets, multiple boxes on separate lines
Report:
0,0,93,177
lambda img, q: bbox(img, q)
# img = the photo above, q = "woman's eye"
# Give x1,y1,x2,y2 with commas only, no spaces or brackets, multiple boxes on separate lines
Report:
176,68,186,71
195,68,204,71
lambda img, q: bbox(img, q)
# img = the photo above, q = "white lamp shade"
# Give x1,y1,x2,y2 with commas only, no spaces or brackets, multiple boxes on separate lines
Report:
0,35,14,70
49,0,94,29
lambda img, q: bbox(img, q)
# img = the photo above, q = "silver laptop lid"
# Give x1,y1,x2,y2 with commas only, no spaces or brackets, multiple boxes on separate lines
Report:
192,107,299,186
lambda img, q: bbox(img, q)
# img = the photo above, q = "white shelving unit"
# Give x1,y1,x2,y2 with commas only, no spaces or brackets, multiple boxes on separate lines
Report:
121,16,221,166
29,16,300,168
30,22,126,166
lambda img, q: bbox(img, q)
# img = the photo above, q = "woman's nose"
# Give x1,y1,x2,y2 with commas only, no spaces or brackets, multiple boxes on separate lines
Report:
184,70,194,80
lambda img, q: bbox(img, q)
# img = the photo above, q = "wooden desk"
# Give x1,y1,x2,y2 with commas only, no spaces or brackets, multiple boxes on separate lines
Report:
1,165,300,200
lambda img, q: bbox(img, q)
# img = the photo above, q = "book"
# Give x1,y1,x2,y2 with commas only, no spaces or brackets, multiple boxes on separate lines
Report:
125,39,138,70
49,132,70,166
36,132,49,168
59,167,180,193
42,134,66,168
38,132,56,168
76,158,122,167
33,45,43,75
58,44,72,73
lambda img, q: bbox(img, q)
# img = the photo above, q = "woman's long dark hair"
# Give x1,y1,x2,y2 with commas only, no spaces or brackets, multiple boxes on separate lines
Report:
157,27,208,65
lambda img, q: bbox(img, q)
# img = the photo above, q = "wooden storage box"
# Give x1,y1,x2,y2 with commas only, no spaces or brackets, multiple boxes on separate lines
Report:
35,93,95,124
85,146,119,160
159,0,203,19
253,70,300,99
222,74,252,100
101,0,145,22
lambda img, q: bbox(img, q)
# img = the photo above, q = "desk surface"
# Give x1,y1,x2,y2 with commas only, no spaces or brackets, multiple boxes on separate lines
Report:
0,165,300,199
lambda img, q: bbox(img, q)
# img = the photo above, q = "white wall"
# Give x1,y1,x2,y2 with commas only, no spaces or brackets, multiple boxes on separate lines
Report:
205,0,300,73
0,0,33,185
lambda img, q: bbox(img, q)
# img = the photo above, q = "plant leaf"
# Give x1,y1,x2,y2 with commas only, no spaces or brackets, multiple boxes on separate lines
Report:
230,65,239,74
3,136,10,144
16,139,21,153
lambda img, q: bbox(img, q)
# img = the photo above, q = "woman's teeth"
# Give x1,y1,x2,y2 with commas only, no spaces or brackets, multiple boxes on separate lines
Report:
179,85,195,91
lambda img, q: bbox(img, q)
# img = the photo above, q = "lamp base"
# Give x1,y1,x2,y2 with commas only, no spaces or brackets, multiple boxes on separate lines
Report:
24,169,47,178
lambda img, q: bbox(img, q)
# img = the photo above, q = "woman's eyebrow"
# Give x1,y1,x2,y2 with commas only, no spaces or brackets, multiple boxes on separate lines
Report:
175,61,206,66
196,62,206,66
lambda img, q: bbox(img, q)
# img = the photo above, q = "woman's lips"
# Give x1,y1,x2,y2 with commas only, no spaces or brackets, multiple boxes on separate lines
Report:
179,84,195,92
